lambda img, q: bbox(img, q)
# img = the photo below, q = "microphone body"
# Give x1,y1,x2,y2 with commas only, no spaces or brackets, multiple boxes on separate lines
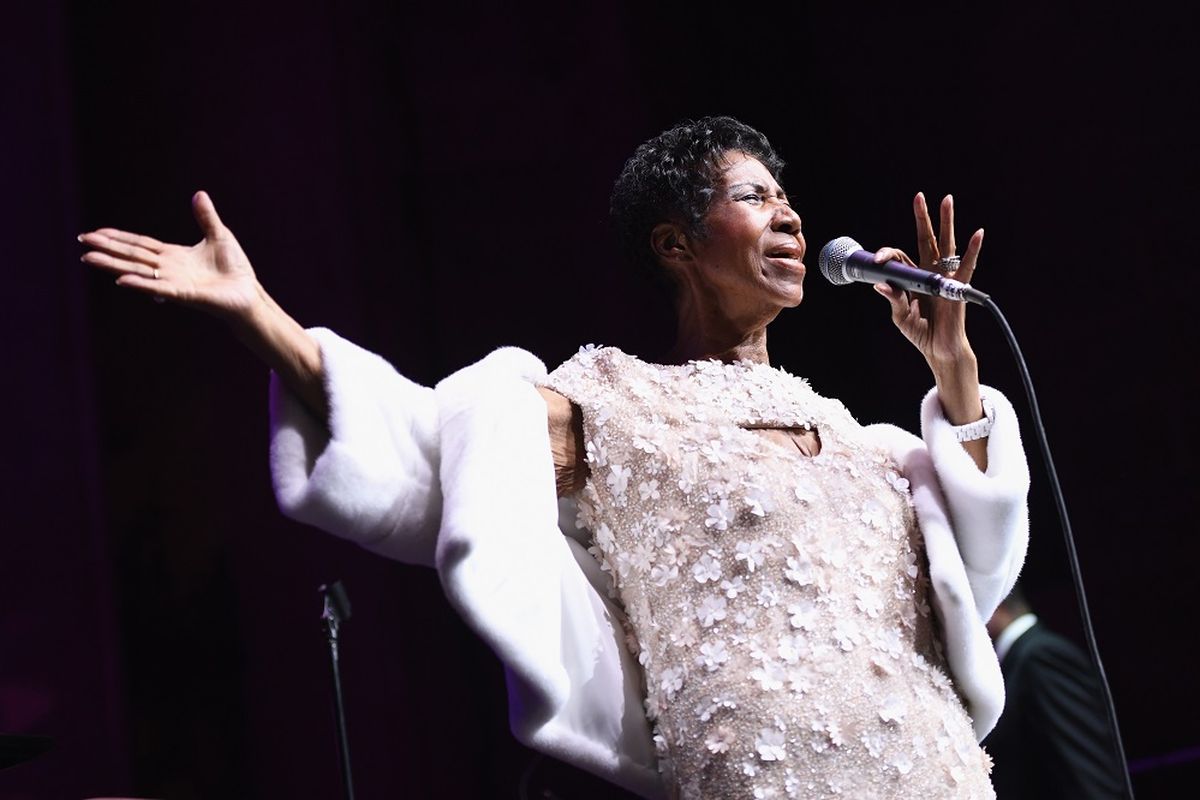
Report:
819,236,990,305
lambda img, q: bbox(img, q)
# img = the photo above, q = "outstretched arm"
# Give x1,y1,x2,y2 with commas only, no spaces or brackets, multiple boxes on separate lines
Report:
80,191,328,422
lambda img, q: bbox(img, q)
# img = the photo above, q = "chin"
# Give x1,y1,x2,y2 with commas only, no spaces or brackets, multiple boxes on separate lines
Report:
765,288,803,312
777,278,805,307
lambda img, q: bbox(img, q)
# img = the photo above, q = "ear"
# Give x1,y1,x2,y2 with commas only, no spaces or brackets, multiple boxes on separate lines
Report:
651,221,693,271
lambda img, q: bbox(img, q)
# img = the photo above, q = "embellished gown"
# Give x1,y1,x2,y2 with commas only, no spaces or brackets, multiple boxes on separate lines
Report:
544,346,994,800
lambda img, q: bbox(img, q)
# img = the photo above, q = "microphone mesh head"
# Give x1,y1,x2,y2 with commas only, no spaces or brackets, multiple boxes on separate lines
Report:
818,236,862,285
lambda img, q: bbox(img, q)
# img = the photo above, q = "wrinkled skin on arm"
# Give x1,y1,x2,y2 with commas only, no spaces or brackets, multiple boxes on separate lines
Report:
538,387,587,497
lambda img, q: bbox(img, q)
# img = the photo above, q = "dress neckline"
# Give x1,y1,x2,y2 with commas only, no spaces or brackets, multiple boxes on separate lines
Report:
579,345,832,437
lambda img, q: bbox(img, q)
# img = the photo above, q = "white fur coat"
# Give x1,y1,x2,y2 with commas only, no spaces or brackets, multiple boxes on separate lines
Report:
269,329,1030,798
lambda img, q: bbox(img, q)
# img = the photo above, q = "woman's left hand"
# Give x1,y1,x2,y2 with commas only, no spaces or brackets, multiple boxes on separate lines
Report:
874,193,989,468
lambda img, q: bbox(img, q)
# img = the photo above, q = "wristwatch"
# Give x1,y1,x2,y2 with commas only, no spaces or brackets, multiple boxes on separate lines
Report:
951,395,995,442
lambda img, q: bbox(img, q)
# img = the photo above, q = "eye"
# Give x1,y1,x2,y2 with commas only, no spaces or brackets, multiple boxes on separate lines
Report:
740,193,764,204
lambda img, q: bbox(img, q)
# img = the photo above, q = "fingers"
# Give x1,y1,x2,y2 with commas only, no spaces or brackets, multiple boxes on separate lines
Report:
914,192,938,267
873,282,902,316
89,228,165,253
878,281,921,331
874,282,912,326
191,190,225,239
873,247,917,267
940,194,956,258
78,231,161,268
115,272,175,301
914,192,960,266
958,228,984,284
81,249,161,280
915,191,975,281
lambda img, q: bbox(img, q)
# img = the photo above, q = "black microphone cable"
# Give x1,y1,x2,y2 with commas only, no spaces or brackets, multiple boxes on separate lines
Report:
822,235,1134,797
980,296,1135,799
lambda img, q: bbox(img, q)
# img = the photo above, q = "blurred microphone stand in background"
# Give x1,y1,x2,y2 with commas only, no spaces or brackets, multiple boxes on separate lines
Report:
321,581,356,800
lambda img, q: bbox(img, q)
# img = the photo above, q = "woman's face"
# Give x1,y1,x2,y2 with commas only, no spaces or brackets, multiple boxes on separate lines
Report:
685,151,806,322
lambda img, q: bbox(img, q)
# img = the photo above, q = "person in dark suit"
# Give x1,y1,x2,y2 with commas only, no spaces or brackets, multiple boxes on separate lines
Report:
983,584,1126,799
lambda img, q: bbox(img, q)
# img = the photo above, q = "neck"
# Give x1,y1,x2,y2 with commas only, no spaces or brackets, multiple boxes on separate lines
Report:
669,287,774,365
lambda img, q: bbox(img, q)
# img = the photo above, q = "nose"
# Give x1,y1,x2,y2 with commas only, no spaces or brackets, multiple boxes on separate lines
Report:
772,202,801,235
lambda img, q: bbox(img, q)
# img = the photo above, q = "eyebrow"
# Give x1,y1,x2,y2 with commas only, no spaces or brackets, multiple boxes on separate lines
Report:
728,182,790,200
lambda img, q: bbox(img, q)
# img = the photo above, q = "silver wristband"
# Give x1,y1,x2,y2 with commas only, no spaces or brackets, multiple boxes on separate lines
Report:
951,396,995,442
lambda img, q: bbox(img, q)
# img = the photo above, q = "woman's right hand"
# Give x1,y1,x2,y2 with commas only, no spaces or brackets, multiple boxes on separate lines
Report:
80,191,261,323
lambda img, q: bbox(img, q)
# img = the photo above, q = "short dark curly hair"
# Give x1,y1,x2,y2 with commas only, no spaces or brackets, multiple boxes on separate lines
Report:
610,116,785,279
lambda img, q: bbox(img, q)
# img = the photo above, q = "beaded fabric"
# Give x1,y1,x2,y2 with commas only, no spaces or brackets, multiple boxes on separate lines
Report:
544,346,994,800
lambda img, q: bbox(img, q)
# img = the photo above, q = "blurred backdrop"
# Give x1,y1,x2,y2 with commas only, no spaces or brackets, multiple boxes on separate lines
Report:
3,1,1197,797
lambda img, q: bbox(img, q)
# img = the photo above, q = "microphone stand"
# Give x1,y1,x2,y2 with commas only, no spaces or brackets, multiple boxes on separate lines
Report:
320,581,356,800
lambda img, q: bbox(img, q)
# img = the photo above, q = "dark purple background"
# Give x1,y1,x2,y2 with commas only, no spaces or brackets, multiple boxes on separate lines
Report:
3,1,1197,797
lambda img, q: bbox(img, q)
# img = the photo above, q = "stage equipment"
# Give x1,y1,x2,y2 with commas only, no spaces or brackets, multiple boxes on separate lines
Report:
820,236,989,305
320,580,355,800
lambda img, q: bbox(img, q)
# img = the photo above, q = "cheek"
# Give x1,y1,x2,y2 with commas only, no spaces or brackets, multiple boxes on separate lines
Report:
712,241,761,281
715,227,762,263
695,210,769,279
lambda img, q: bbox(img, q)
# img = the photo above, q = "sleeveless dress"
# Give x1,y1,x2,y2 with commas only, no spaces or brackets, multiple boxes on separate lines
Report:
544,346,994,800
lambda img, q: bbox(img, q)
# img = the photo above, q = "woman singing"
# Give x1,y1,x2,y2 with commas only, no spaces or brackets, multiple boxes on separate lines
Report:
80,117,1029,799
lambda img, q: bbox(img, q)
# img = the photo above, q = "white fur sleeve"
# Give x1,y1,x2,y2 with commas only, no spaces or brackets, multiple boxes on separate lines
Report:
268,327,441,567
433,349,664,799
920,385,1030,619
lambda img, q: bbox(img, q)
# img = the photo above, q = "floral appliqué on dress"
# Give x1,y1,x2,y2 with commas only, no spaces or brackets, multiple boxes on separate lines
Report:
544,346,994,800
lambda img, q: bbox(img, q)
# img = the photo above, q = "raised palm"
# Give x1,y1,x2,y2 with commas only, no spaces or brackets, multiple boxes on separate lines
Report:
80,191,260,320
873,193,984,370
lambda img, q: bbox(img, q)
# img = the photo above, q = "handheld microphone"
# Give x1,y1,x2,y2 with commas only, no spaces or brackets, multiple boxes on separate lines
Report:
818,236,990,305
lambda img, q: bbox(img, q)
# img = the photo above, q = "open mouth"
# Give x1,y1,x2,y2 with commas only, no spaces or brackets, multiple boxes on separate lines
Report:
764,248,805,268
